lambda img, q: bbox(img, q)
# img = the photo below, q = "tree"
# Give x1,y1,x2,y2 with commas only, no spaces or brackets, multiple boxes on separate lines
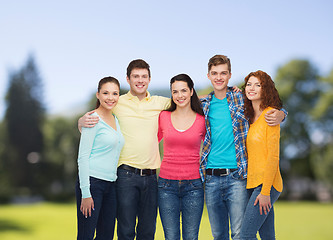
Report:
274,60,320,179
310,68,333,192
4,54,45,196
42,116,81,201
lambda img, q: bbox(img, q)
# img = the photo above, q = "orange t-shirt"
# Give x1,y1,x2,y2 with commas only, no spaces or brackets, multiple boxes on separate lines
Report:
246,107,283,196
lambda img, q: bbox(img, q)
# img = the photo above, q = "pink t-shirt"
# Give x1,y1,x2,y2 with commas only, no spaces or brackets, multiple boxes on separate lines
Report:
158,110,206,180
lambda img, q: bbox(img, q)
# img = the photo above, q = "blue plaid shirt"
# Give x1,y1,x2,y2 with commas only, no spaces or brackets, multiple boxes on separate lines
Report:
200,87,249,181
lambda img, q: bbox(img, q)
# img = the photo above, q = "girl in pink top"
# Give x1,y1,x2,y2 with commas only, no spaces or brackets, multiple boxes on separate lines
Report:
158,74,206,240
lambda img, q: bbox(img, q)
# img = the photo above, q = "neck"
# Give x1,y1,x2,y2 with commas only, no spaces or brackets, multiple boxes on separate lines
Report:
173,105,194,116
130,90,147,101
214,89,227,100
251,100,262,115
96,107,111,116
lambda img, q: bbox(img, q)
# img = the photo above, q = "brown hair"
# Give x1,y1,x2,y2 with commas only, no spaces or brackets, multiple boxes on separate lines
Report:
208,55,231,73
126,59,151,78
96,76,120,108
242,70,283,123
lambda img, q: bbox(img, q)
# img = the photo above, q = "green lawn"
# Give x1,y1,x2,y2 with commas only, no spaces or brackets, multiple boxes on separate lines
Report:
0,201,332,239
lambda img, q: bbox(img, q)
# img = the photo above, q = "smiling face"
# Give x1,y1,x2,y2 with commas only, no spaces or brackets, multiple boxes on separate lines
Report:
127,68,151,100
245,76,262,102
171,80,193,109
96,82,120,110
207,64,232,94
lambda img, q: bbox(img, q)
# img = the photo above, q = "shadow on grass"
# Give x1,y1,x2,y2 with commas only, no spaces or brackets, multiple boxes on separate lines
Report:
0,219,30,233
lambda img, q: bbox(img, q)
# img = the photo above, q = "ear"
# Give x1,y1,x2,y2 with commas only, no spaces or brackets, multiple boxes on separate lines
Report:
96,92,99,100
191,88,194,96
126,76,130,84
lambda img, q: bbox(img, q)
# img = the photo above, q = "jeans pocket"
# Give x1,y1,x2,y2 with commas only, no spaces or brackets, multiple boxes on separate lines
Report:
190,179,203,189
89,176,103,185
157,178,169,189
205,174,212,184
117,168,134,179
231,170,242,180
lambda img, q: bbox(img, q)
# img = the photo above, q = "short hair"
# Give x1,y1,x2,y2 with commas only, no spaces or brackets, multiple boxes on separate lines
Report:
208,55,231,73
242,70,283,123
126,59,151,78
96,76,120,109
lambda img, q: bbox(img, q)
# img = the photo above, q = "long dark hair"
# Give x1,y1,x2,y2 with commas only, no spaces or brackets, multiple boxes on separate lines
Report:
165,74,203,115
242,70,282,123
96,76,120,108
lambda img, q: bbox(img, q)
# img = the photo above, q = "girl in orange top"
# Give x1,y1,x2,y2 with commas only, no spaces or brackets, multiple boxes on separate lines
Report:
239,70,283,240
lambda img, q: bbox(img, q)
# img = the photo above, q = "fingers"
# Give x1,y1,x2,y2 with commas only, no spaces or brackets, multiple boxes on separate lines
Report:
265,110,278,126
263,205,268,215
80,205,88,218
88,207,92,217
88,200,95,217
254,197,259,206
86,110,96,115
80,200,94,218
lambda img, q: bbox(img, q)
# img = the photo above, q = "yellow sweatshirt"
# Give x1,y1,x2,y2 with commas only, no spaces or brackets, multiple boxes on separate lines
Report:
246,107,283,196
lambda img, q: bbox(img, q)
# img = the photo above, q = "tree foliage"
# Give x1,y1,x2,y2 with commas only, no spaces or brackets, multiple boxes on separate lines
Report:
3,54,45,195
310,69,333,190
275,60,333,198
274,60,320,178
42,116,80,201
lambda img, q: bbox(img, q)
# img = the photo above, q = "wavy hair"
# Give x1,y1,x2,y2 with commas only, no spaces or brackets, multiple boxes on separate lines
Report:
242,70,282,123
165,74,204,115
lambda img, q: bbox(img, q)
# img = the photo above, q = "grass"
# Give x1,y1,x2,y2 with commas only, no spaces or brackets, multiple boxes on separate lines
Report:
0,201,332,239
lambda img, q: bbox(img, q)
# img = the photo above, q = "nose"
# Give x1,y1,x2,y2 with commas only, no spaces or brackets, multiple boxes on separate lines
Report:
176,91,182,98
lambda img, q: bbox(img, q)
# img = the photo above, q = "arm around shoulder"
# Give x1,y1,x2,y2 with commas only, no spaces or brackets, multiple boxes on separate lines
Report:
78,110,99,132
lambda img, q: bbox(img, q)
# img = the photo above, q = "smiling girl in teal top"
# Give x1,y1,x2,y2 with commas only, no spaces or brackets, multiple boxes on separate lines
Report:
76,77,124,240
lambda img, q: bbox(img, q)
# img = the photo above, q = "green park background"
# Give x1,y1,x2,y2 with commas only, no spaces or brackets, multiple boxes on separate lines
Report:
1,54,333,239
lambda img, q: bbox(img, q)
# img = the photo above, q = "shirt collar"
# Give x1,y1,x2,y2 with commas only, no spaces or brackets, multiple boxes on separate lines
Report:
125,90,151,101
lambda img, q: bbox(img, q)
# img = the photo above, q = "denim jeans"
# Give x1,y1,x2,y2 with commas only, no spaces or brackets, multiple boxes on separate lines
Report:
158,177,204,240
76,177,117,240
205,171,248,240
239,185,281,240
116,168,158,240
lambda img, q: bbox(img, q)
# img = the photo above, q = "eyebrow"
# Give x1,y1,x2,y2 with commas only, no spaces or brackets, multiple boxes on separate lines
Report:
172,88,188,92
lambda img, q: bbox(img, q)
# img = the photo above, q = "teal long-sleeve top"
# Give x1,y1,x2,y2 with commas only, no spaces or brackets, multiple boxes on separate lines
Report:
77,113,124,198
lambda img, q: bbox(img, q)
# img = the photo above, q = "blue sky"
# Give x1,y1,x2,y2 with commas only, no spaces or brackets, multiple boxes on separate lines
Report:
1,0,332,119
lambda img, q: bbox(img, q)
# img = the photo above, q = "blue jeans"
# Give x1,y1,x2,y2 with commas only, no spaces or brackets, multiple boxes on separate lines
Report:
239,185,281,240
116,168,158,240
158,177,204,240
205,171,248,240
76,177,117,240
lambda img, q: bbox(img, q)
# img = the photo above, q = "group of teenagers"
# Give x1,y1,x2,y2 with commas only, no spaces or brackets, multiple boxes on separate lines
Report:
75,54,287,240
